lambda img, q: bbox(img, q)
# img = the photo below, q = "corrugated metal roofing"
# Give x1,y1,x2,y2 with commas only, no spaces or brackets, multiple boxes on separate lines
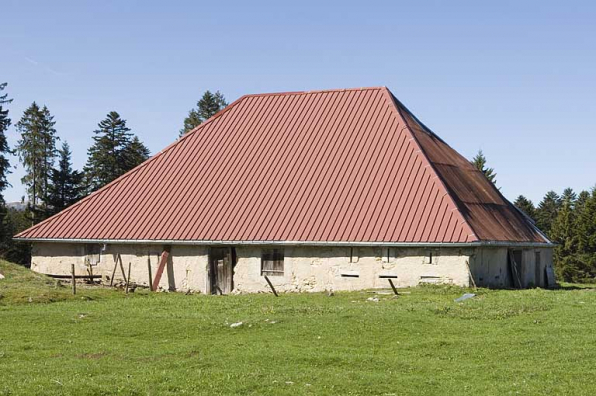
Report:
15,87,548,244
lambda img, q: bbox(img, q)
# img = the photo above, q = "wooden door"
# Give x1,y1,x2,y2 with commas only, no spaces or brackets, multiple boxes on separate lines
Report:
210,247,233,294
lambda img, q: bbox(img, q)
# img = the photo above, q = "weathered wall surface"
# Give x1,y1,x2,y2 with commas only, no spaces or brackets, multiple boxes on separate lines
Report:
31,243,209,292
31,243,554,292
31,243,474,293
469,246,554,288
233,246,472,293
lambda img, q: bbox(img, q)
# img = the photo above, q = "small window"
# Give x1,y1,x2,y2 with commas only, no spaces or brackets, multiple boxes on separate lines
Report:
424,249,438,265
85,244,101,266
261,248,284,276
382,247,392,263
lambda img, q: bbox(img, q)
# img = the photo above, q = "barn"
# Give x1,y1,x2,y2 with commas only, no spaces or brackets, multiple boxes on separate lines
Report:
15,87,555,293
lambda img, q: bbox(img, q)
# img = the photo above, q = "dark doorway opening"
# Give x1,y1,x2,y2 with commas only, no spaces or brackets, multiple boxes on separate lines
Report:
209,247,236,295
508,249,523,288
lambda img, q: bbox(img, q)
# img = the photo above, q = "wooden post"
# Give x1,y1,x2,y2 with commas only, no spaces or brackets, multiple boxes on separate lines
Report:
71,264,76,295
147,258,153,291
87,264,94,284
264,275,278,297
388,279,399,296
125,262,132,294
109,254,119,287
152,246,171,291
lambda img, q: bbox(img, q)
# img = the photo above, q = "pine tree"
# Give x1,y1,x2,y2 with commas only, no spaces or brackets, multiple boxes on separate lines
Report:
84,112,149,192
471,150,497,185
550,192,579,281
180,90,228,135
561,187,577,204
513,195,536,220
577,188,596,255
535,191,561,236
0,83,12,199
122,136,150,172
0,83,13,258
46,142,84,215
15,102,59,222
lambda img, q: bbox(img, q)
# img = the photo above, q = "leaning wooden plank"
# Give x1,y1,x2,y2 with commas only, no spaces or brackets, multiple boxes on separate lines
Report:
264,275,279,297
151,246,171,291
125,262,132,294
109,254,120,286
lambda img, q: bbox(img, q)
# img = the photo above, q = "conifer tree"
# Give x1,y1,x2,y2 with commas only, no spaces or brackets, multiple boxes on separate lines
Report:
46,142,84,215
576,188,596,255
122,136,150,172
535,191,561,235
513,195,536,220
0,82,13,257
551,192,579,280
0,83,12,199
84,111,149,192
180,90,228,135
471,150,497,185
15,102,59,221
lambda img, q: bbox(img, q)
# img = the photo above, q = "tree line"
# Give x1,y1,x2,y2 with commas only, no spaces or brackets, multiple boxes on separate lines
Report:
0,82,227,264
472,150,596,283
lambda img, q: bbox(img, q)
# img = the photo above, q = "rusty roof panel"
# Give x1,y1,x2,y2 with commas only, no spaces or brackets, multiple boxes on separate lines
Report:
16,87,547,244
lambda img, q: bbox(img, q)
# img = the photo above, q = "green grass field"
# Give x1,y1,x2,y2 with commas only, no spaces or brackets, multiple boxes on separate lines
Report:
1,260,596,395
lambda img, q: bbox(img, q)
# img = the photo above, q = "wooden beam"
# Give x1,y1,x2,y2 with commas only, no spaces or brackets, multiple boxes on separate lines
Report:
147,257,153,292
125,262,132,294
47,274,101,279
388,279,399,296
109,254,119,286
152,246,171,291
264,275,278,297
71,264,76,295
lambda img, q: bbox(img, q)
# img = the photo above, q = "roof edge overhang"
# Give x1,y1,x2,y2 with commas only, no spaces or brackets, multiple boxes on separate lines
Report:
15,237,555,248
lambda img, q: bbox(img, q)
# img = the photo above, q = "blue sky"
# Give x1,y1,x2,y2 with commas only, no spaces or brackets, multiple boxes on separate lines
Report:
2,0,595,204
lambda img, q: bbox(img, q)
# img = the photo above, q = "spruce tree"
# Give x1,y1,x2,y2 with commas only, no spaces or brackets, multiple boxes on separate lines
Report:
513,195,536,220
0,83,13,257
471,150,497,185
84,111,149,192
550,192,579,280
122,136,150,172
577,188,596,255
180,90,228,135
0,83,12,199
15,102,59,222
535,191,561,235
47,142,84,215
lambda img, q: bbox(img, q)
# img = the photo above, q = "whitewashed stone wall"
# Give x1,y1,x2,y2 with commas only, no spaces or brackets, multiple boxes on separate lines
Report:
30,243,554,292
30,243,478,293
31,242,209,292
233,246,473,293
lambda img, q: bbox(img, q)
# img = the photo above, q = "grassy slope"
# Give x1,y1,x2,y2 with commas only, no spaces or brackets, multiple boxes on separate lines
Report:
1,261,596,395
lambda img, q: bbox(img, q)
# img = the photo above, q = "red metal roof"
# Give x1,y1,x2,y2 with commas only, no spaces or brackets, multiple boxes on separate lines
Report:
15,87,548,244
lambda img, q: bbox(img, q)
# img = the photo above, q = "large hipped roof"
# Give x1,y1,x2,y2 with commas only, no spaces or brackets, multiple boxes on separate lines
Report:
16,87,549,245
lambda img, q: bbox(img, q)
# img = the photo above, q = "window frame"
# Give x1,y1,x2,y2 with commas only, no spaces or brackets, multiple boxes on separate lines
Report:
261,248,284,276
85,243,101,266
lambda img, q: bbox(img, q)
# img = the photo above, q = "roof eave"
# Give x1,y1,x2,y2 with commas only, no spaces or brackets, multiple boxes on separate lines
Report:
14,237,555,248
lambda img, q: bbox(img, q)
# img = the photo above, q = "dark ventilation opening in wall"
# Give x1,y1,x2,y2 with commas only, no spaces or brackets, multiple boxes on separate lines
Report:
341,273,360,278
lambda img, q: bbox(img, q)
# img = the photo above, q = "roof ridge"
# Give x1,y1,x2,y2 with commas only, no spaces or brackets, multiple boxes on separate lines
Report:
242,86,386,99
382,87,480,242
